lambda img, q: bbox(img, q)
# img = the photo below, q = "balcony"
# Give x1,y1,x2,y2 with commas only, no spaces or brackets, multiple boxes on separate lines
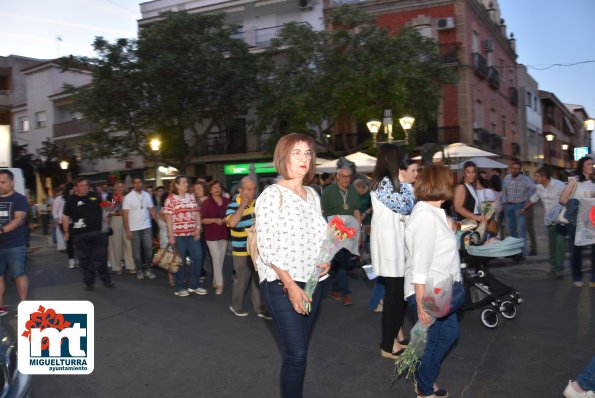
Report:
233,22,311,49
0,90,9,108
487,67,500,89
53,119,94,138
472,53,488,79
439,43,459,64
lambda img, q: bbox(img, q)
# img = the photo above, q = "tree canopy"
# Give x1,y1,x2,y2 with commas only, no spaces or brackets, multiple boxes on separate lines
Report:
256,6,456,154
65,11,258,172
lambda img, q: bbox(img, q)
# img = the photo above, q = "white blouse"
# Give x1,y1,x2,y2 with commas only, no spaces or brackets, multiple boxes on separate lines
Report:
404,201,462,299
255,184,327,283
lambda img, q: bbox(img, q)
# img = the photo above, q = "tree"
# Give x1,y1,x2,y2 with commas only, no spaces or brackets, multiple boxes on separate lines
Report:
256,5,456,154
65,11,258,172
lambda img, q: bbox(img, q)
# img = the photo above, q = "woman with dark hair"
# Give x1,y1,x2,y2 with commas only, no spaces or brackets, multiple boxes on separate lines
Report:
163,176,205,296
201,180,230,295
560,156,595,288
370,143,416,360
52,183,76,268
405,164,465,398
256,133,330,398
453,161,486,222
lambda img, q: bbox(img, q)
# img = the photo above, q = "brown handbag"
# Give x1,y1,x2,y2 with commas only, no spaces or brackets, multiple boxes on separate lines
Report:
152,244,181,274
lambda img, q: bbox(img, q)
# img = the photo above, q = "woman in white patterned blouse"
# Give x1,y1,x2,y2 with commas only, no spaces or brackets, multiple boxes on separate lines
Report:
256,133,329,398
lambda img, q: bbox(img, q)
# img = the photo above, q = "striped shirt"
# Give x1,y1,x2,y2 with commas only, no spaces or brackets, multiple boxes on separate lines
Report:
225,194,255,256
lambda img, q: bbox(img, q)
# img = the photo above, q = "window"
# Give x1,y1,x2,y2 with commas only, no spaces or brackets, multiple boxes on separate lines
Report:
35,111,46,128
472,31,479,53
475,100,483,128
18,117,29,132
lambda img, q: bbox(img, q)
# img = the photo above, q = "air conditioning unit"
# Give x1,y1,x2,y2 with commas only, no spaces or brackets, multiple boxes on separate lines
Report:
436,17,455,30
482,39,494,51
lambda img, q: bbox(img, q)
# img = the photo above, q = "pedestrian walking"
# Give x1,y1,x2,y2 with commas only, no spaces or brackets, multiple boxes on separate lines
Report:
122,177,159,280
321,161,361,306
163,176,205,297
256,133,330,398
502,160,535,258
559,156,595,288
62,177,114,291
0,169,29,317
520,167,566,278
108,182,135,275
226,176,270,319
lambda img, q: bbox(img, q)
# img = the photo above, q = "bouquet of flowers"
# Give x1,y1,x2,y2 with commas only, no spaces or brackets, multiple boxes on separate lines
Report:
99,201,113,233
303,216,357,312
393,276,453,382
475,200,497,241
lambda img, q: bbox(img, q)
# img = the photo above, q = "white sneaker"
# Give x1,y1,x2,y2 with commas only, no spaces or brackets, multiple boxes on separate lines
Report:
229,306,248,317
144,270,157,279
564,381,595,398
174,289,189,297
68,259,76,269
188,287,207,295
137,271,145,280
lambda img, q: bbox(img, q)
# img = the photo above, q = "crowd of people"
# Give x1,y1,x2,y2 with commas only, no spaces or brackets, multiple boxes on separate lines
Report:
2,134,594,397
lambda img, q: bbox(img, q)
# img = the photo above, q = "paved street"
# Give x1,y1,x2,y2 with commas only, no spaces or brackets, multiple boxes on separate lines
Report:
3,203,594,398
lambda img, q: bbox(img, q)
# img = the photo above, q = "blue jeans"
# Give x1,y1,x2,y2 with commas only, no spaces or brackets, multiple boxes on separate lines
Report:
406,282,465,396
261,280,322,398
174,236,203,292
578,356,595,391
0,245,26,277
331,248,351,296
368,277,385,310
504,203,527,256
131,228,153,273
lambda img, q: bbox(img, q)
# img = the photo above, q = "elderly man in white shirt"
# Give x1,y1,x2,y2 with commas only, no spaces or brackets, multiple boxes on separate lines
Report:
520,167,566,278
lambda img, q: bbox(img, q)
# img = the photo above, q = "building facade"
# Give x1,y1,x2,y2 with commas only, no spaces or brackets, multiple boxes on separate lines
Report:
516,64,542,173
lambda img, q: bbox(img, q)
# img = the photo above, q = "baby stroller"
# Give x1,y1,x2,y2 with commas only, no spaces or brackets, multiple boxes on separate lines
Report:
457,232,525,329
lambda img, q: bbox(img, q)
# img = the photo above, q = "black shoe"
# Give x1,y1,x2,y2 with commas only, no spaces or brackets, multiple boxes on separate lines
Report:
103,281,115,288
528,249,537,256
547,270,564,279
512,254,525,262
84,284,94,291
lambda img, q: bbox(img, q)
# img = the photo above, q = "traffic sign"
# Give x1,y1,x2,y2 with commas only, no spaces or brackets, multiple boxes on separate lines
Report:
574,147,589,161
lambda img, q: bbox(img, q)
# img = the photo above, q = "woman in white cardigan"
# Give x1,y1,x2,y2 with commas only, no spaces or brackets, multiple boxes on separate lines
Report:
370,144,416,359
404,164,465,398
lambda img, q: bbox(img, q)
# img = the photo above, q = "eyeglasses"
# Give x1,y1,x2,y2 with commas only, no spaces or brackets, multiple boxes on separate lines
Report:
337,173,352,178
291,150,314,160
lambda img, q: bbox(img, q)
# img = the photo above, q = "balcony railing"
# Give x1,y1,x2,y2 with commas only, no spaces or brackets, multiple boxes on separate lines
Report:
53,119,94,138
487,67,500,89
233,22,311,49
472,53,488,79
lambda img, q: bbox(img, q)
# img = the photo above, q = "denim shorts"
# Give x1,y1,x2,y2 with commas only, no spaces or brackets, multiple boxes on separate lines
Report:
0,246,27,277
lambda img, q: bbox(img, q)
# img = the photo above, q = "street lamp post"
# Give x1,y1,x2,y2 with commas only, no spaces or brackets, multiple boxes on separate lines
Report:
150,138,161,187
383,109,393,142
398,115,415,143
366,118,382,145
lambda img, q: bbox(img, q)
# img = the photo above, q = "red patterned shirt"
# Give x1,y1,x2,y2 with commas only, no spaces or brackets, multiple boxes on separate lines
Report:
162,193,200,236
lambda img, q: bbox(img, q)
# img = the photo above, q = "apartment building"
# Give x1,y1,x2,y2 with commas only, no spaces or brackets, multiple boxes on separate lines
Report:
516,64,542,173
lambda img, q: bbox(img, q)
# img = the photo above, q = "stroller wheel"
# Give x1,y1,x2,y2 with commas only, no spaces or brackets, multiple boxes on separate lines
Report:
500,300,519,320
480,307,501,328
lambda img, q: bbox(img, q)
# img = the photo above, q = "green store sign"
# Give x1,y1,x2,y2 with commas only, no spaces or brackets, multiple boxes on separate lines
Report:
223,162,276,175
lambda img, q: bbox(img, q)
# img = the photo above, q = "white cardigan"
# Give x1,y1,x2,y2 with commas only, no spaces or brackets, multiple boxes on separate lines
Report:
370,192,407,278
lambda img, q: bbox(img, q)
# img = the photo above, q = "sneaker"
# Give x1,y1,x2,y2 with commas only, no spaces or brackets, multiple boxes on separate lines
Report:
137,271,145,280
342,294,352,306
188,287,208,296
563,380,595,398
144,270,157,280
215,286,223,295
103,281,115,288
229,306,248,317
329,291,341,301
0,306,8,317
573,281,585,288
68,259,76,269
174,289,189,297
257,312,273,320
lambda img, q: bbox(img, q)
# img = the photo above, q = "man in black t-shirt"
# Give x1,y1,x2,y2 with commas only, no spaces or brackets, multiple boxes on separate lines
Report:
63,177,114,290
